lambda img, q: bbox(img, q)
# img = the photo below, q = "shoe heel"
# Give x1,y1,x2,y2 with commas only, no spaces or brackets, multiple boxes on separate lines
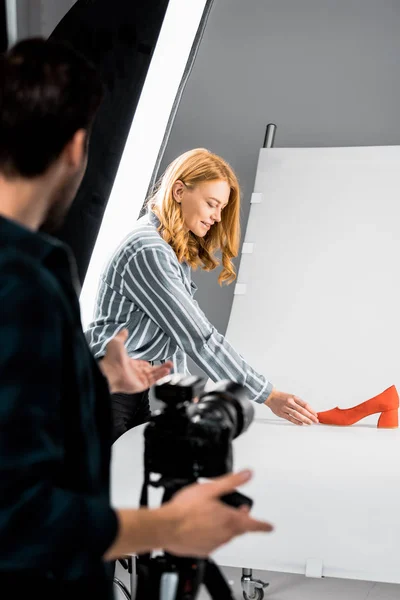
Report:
377,408,399,429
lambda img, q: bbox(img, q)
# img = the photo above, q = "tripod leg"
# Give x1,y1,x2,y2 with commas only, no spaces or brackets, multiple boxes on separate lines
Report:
129,556,137,600
166,556,205,600
134,555,163,600
134,557,150,600
135,554,181,600
203,560,235,600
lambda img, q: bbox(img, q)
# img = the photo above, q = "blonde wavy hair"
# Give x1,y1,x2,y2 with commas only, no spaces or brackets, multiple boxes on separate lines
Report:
149,148,241,285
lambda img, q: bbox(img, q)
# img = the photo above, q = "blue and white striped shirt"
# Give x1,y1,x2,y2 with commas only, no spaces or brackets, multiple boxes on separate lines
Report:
85,211,273,403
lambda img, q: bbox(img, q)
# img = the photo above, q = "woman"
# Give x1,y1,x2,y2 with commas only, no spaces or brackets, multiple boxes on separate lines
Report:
86,148,318,441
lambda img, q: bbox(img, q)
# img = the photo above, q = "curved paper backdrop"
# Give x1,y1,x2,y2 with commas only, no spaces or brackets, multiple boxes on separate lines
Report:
49,0,169,285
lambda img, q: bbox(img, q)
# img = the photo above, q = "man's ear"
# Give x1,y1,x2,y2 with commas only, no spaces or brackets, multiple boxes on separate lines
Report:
63,129,87,170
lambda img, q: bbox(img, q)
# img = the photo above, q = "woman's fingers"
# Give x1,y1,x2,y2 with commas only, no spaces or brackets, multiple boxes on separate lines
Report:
283,397,318,425
286,405,315,425
284,411,304,425
293,397,319,420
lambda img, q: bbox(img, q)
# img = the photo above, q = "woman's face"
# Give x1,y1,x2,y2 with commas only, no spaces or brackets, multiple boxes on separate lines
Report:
173,178,230,237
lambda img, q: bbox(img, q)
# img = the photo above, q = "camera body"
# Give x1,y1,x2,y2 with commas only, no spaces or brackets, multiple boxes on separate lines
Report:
144,374,255,480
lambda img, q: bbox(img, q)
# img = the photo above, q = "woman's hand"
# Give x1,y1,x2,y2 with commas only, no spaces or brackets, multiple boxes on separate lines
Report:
264,388,319,425
99,329,172,394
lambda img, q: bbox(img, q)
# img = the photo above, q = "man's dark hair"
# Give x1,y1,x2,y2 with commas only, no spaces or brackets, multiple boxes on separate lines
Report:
0,37,104,178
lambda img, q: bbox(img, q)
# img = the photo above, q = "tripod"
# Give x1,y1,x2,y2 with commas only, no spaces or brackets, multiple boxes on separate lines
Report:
134,476,236,600
129,373,258,600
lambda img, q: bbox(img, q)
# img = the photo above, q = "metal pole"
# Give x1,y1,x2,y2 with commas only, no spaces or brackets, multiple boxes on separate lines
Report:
263,123,277,149
242,568,252,577
5,0,18,47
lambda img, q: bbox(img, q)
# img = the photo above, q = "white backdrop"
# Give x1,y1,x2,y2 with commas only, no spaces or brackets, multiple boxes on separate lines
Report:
228,146,400,418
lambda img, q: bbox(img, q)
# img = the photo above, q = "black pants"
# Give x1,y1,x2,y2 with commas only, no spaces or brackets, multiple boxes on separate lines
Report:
111,389,151,445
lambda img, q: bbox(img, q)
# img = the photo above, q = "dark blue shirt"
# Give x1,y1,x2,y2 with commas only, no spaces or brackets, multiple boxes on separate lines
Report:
0,216,117,595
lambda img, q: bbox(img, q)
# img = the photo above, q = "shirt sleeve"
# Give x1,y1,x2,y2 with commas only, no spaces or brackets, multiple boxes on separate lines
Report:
172,347,190,375
121,247,273,403
0,257,117,569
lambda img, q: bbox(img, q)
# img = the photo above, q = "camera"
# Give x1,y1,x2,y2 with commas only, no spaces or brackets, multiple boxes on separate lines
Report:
135,374,255,600
144,374,255,481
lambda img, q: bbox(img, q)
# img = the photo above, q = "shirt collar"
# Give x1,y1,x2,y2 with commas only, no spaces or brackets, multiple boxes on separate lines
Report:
0,215,81,297
0,215,67,264
147,208,161,229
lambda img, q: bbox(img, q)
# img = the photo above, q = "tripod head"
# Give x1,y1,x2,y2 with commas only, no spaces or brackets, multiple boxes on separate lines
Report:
135,375,255,600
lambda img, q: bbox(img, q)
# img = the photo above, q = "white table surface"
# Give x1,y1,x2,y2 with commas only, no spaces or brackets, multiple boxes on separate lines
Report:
110,402,400,584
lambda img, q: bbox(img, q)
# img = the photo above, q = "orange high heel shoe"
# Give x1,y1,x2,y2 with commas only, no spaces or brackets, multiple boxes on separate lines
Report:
317,385,399,428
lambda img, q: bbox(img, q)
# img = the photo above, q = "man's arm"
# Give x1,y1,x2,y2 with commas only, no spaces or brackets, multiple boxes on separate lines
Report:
0,257,272,567
0,257,117,568
104,470,273,561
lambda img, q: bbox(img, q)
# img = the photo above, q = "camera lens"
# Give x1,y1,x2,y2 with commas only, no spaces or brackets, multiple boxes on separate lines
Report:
212,381,254,436
194,381,254,439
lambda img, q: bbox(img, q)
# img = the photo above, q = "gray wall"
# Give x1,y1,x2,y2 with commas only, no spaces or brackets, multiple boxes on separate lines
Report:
159,0,400,377
16,0,76,39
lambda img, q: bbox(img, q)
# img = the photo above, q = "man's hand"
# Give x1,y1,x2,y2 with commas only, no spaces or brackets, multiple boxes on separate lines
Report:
264,388,319,425
99,329,172,395
162,470,273,557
